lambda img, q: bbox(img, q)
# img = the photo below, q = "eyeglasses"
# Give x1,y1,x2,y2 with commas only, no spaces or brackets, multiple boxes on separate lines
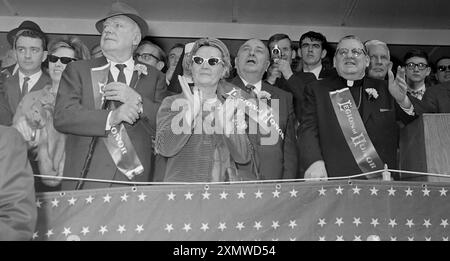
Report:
136,53,160,62
437,65,450,72
48,54,77,64
336,48,366,57
405,62,428,71
192,56,223,66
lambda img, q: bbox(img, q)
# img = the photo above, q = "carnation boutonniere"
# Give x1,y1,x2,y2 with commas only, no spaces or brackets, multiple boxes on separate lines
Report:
134,63,148,77
257,90,272,100
365,88,379,101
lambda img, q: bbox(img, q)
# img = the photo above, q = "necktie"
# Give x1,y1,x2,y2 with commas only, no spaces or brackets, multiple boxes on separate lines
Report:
105,64,127,110
245,84,257,98
20,76,30,99
115,64,127,84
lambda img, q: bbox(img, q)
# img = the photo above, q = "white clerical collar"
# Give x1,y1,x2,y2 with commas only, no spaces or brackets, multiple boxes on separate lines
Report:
239,77,262,93
304,64,322,80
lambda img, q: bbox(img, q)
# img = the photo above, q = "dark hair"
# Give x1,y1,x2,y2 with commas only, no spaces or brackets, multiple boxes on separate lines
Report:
299,31,328,50
403,49,429,65
435,56,450,66
48,36,91,60
136,39,167,65
169,43,185,52
14,29,47,51
267,33,292,48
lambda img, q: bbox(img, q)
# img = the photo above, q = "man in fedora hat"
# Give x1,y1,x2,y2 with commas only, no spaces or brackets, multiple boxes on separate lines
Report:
1,20,47,83
2,20,50,114
1,20,51,176
54,2,168,190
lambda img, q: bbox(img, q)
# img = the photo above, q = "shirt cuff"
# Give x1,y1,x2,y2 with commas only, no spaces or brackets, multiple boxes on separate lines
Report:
105,111,113,130
399,96,415,116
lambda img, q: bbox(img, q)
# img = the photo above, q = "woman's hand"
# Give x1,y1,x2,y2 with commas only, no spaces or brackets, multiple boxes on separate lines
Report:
217,98,246,137
178,75,201,126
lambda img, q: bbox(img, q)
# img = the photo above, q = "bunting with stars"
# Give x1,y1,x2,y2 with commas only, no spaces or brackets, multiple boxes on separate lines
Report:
34,180,450,241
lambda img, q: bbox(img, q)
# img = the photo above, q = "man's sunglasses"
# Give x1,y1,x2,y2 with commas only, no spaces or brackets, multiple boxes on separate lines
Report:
48,54,77,64
438,65,450,72
192,56,223,66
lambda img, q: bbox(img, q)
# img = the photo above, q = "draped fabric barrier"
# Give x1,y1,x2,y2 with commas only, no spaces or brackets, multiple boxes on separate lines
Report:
34,180,450,241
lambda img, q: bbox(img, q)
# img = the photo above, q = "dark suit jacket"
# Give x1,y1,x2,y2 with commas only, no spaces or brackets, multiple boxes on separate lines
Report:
299,75,413,178
0,126,36,240
230,76,297,179
54,56,167,190
412,82,450,113
0,94,12,126
3,71,51,115
272,67,337,122
0,64,16,89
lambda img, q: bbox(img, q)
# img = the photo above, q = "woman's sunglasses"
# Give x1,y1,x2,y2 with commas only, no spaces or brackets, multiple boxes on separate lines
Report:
48,54,77,65
192,56,223,66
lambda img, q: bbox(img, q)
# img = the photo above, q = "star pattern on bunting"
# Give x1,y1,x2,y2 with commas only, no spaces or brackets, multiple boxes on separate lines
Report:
202,191,211,200
165,224,174,233
271,221,280,230
183,223,192,232
237,189,246,199
423,219,432,228
138,192,147,201
167,192,176,200
81,227,90,236
318,187,327,196
184,191,193,200
103,194,112,203
219,191,228,199
335,186,344,195
117,225,126,234
218,222,226,232
405,187,413,197
272,190,280,198
370,187,379,196
236,222,245,231
387,187,396,196
33,183,450,241
254,189,263,199
254,221,262,230
335,217,344,227
51,198,59,208
388,219,397,228
422,187,431,196
406,219,415,228
353,217,361,227
318,218,326,227
135,225,144,233
85,195,94,204
289,188,298,197
68,197,77,205
120,193,129,202
201,223,209,232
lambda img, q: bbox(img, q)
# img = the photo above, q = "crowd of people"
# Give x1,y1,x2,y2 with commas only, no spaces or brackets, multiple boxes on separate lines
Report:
1,1,450,240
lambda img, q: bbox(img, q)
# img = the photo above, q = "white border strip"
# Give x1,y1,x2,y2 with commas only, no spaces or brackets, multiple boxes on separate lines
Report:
2,16,450,45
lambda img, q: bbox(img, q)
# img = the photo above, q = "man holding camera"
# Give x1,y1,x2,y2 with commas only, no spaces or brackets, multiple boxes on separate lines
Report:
265,32,335,122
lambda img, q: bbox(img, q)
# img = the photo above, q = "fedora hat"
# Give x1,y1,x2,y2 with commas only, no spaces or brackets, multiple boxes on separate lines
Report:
95,2,148,38
7,20,46,46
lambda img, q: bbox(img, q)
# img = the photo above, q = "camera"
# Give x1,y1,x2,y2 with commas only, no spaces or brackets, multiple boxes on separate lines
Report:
271,44,282,62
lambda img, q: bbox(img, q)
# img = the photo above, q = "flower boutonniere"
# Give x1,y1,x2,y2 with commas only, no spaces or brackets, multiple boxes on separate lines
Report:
365,88,379,101
134,63,148,77
257,90,272,100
